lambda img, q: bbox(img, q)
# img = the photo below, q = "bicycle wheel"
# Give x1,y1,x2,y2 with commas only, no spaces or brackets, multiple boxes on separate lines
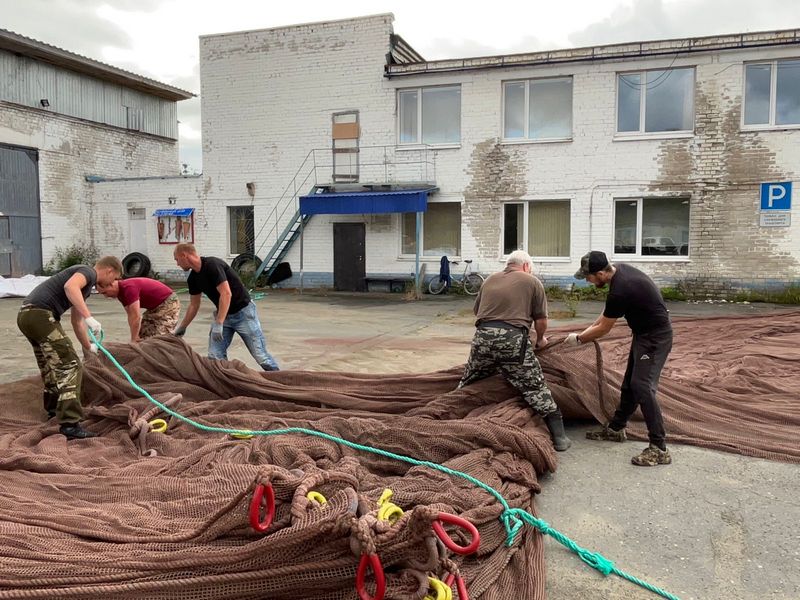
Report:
428,278,448,295
463,273,484,296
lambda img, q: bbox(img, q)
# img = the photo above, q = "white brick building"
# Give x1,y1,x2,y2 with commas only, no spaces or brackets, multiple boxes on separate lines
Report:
0,28,192,276
93,15,800,292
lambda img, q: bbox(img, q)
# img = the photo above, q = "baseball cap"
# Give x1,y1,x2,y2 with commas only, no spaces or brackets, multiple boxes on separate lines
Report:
574,251,609,279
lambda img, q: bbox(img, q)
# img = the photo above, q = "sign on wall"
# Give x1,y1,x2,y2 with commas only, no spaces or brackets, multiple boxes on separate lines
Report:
153,208,195,244
759,182,792,228
760,182,792,211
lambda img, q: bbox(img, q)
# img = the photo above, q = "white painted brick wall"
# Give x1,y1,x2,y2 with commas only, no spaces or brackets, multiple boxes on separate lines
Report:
90,16,800,290
0,101,179,267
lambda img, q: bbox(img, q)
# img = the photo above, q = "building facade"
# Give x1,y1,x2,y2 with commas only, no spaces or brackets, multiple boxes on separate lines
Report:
0,29,192,276
94,15,800,291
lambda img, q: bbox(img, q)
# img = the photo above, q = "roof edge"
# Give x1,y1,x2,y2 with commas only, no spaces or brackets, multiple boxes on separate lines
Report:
0,29,194,101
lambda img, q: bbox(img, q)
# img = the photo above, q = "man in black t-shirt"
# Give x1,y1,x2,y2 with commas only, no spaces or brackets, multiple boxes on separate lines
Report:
172,243,279,371
565,251,673,466
17,256,123,439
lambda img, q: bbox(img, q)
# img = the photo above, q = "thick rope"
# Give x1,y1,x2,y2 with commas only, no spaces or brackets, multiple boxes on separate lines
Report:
87,330,680,600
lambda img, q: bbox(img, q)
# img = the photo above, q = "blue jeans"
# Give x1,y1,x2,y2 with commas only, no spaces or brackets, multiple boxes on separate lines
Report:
207,302,280,371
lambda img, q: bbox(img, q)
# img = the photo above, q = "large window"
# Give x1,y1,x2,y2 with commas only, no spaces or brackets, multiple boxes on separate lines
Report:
398,86,461,145
401,202,461,256
617,68,694,134
502,201,570,258
228,206,254,255
503,78,573,140
744,60,800,127
614,198,690,257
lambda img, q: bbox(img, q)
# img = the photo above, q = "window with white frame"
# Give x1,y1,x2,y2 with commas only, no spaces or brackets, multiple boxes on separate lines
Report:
503,78,573,140
502,200,570,258
743,60,800,127
228,206,254,255
398,86,461,145
613,198,690,257
617,68,695,134
401,202,461,256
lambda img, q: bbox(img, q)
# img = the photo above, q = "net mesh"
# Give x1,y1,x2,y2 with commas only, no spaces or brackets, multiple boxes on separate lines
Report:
0,311,797,598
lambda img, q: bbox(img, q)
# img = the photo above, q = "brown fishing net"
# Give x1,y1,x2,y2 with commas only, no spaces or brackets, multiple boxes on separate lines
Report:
0,312,796,599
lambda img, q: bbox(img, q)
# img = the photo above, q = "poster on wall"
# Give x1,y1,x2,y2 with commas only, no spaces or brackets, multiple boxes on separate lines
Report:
153,208,195,244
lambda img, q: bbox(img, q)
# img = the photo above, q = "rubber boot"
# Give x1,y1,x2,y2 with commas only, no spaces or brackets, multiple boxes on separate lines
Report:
544,410,572,452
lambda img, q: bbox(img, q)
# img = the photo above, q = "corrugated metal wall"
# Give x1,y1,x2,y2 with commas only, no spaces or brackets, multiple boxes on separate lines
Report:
0,144,42,276
0,50,178,139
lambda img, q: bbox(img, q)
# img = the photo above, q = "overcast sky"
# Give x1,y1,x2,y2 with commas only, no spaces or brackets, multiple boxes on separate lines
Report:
2,0,799,171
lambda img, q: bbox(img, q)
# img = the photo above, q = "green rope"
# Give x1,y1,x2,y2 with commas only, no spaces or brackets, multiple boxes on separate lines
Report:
87,330,680,600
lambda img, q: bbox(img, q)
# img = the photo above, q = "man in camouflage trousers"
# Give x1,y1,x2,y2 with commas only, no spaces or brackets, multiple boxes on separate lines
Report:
458,250,571,451
16,256,123,440
97,277,180,341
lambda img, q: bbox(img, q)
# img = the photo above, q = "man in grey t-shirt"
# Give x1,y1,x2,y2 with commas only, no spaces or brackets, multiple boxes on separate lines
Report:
17,256,122,439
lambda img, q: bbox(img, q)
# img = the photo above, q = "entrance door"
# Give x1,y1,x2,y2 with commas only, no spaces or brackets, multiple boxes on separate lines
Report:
128,208,147,254
0,144,42,275
0,217,11,277
333,222,365,291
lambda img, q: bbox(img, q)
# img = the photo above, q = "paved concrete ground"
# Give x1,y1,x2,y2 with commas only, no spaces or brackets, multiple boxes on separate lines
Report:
1,291,798,599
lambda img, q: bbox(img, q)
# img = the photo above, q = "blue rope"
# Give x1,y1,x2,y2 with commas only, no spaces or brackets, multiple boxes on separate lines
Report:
87,330,680,600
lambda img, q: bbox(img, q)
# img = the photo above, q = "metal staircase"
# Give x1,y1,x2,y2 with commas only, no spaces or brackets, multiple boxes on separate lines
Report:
251,145,436,282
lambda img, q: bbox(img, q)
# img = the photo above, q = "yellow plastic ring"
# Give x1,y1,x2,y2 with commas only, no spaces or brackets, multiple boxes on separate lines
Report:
306,491,328,505
377,502,404,523
148,418,168,433
231,432,254,439
423,577,452,600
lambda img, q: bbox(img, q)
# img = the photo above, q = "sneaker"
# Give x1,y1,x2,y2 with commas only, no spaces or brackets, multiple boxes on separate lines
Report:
586,425,627,442
631,444,671,466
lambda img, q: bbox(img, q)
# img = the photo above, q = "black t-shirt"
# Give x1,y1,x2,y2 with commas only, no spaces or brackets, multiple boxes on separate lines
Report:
603,263,671,334
23,264,96,320
187,256,250,314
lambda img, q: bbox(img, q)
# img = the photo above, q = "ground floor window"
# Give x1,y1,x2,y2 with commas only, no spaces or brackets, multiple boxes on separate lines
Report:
228,206,254,255
502,200,570,257
401,202,461,256
614,197,690,256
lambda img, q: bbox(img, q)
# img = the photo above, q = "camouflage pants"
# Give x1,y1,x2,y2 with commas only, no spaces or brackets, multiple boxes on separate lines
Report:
16,307,84,424
139,294,180,339
458,325,557,417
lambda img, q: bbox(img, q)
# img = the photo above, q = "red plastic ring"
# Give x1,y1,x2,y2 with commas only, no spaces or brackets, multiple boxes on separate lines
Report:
444,573,470,600
248,482,276,533
355,553,386,600
432,513,480,555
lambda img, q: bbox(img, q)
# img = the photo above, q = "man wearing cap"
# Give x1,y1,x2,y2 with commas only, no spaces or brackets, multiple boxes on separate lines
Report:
566,251,673,466
457,250,571,451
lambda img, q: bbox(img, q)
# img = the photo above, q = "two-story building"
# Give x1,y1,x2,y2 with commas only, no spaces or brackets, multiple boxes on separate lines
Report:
90,15,800,292
0,28,193,276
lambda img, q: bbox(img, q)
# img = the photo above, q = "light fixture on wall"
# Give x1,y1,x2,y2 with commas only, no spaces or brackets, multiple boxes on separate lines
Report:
246,182,256,198
168,196,177,205
40,99,49,107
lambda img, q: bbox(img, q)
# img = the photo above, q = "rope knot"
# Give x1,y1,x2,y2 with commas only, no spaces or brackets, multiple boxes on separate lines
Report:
577,549,615,576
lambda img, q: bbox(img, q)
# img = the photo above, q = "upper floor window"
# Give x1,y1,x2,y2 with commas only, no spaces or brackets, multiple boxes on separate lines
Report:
398,86,461,145
617,68,694,134
503,77,573,140
743,60,800,127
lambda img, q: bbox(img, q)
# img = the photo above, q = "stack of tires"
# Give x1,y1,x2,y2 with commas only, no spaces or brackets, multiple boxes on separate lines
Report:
121,253,152,279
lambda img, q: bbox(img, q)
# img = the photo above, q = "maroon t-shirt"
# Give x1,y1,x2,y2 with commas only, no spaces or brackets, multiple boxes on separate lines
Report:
117,278,173,310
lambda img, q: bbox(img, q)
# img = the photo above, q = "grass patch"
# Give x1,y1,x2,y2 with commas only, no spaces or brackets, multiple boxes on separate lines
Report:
660,286,688,301
42,243,99,275
730,285,800,304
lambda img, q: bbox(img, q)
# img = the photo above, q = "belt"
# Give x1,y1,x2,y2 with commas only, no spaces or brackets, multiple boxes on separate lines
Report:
19,304,44,311
478,320,530,364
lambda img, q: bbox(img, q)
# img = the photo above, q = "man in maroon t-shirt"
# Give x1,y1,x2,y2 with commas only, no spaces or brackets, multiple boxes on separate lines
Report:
98,278,180,342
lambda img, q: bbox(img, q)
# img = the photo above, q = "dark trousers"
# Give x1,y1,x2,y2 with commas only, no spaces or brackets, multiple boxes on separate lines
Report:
609,327,672,449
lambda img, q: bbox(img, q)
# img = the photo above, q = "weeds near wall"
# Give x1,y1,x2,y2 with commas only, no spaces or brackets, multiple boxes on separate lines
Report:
42,243,100,275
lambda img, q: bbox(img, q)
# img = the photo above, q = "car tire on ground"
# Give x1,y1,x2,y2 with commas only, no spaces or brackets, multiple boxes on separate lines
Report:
122,253,152,279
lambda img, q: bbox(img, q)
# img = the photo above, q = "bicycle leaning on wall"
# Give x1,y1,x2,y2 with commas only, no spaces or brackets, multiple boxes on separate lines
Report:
428,259,484,296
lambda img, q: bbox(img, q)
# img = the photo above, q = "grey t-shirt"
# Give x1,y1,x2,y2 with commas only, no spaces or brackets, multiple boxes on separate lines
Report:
23,265,96,320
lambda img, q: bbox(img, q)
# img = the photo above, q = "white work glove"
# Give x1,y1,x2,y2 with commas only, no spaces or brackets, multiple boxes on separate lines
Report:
88,343,98,354
210,322,224,342
173,325,187,337
564,333,582,347
85,316,102,337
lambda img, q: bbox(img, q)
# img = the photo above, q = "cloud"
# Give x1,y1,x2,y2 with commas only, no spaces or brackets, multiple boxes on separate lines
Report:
569,0,800,47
